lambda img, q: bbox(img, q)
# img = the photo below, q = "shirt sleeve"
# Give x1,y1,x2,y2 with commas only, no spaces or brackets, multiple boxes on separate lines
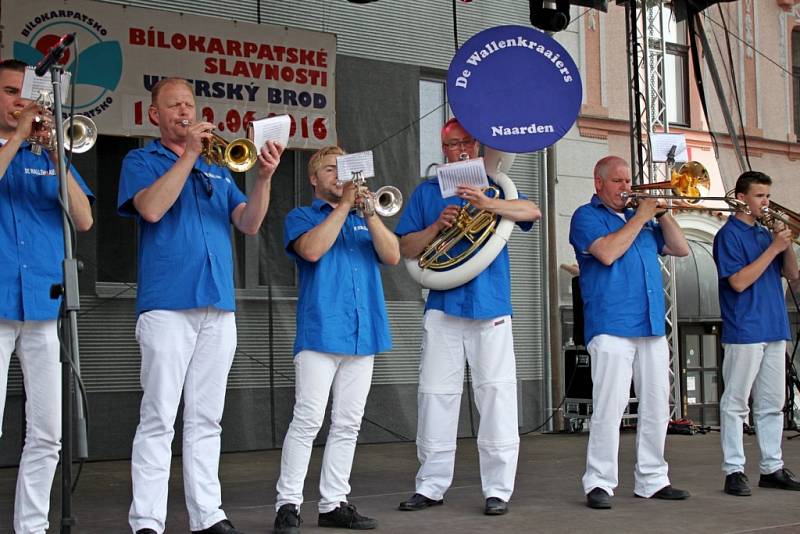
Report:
283,207,317,262
69,165,95,204
395,184,428,237
117,150,156,218
713,226,746,279
225,168,247,217
651,221,666,255
569,205,606,256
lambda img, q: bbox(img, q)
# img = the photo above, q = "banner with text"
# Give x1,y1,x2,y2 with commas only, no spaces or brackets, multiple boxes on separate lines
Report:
0,0,337,149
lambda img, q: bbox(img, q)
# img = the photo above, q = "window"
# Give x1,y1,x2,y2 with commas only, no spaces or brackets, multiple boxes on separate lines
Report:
664,9,689,126
419,79,448,177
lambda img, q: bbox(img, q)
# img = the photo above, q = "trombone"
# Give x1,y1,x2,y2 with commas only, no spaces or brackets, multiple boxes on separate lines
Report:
622,160,748,214
180,120,258,172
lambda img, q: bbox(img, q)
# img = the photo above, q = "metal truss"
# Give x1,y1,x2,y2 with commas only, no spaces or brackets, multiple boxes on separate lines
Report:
624,0,682,419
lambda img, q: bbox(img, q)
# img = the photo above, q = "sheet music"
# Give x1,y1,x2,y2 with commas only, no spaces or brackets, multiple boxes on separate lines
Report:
650,133,688,163
436,158,489,198
249,114,290,148
337,151,375,182
21,67,71,104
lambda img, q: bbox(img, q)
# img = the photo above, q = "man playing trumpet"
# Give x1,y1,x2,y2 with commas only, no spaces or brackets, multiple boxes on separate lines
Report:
0,58,94,534
118,77,283,534
713,171,800,497
273,146,399,533
569,155,690,509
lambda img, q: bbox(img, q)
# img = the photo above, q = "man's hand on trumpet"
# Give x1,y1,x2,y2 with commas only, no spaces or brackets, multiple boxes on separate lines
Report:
632,197,667,220
11,102,46,144
768,220,793,254
180,120,214,158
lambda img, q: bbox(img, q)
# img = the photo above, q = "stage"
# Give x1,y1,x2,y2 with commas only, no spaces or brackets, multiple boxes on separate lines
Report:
2,430,800,533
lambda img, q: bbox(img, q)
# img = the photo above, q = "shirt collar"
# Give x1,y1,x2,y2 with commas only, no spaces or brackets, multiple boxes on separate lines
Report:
590,193,633,219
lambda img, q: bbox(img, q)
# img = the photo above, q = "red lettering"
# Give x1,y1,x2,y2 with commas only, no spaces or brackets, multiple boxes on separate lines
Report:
207,38,224,55
188,34,206,52
156,31,170,49
232,61,249,77
227,40,242,57
129,28,145,45
248,62,263,78
204,57,218,74
243,42,258,58
258,44,274,61
313,117,327,140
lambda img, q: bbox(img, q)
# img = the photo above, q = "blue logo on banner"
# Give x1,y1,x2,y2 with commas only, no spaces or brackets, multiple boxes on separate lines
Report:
448,25,582,153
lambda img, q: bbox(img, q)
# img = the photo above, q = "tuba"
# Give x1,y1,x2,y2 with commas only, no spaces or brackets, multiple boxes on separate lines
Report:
404,149,519,290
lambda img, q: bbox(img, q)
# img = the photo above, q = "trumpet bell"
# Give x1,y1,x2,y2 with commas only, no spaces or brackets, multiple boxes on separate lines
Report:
224,138,258,173
63,115,97,154
375,185,403,217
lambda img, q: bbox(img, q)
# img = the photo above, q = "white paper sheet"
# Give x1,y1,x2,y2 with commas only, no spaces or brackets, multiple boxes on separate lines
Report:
248,114,291,149
651,133,688,163
21,67,71,104
336,151,375,182
435,158,489,198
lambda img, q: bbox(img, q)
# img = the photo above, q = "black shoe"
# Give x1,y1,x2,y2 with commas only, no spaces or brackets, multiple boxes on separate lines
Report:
759,468,800,491
191,519,244,534
586,488,612,509
636,485,690,500
398,493,444,511
484,497,508,515
724,472,752,496
274,504,302,534
136,530,157,534
318,502,377,530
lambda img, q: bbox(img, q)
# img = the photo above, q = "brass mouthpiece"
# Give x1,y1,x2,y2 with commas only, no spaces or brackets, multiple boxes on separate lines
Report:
179,119,191,127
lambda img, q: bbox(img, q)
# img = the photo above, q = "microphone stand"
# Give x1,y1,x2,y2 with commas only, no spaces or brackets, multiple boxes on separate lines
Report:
47,64,88,534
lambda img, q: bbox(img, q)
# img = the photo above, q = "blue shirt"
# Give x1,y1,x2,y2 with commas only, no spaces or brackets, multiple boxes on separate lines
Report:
0,142,94,321
713,215,790,344
569,195,667,344
284,198,392,356
395,177,533,320
117,140,247,315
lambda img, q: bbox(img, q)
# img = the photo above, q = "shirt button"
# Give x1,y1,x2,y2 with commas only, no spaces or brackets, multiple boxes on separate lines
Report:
22,264,27,268
19,240,24,245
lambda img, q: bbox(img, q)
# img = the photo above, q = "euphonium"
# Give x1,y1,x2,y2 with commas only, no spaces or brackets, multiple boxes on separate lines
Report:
417,186,500,270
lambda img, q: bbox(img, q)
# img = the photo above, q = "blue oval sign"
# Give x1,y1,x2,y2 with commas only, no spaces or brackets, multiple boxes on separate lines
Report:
448,25,582,153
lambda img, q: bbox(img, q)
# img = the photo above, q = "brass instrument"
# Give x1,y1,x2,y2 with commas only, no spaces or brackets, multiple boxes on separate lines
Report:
12,109,97,155
626,160,711,205
350,171,403,218
758,201,800,245
418,185,500,270
180,120,258,172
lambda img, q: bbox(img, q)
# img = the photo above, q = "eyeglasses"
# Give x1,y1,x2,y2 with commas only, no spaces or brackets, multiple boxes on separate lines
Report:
442,137,477,150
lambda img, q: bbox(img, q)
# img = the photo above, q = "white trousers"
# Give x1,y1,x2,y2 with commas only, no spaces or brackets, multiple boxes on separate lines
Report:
720,341,786,475
128,308,237,534
0,320,61,534
414,310,519,502
275,350,374,513
582,334,671,497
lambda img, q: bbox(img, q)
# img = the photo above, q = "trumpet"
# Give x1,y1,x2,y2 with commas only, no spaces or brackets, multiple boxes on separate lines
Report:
349,171,403,218
12,109,97,155
180,120,258,172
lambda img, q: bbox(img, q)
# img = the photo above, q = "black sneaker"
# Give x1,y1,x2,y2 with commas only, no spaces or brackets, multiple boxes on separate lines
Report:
724,472,751,496
318,502,377,530
759,468,800,491
398,493,444,511
586,487,612,509
274,504,302,534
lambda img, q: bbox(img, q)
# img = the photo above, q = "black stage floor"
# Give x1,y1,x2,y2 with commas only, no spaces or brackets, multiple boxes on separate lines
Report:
2,430,800,533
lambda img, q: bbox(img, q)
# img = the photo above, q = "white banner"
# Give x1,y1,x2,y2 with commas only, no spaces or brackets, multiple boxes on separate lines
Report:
0,0,337,149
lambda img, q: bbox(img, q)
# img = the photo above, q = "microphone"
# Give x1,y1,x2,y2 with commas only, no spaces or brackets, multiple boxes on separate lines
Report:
34,33,75,77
